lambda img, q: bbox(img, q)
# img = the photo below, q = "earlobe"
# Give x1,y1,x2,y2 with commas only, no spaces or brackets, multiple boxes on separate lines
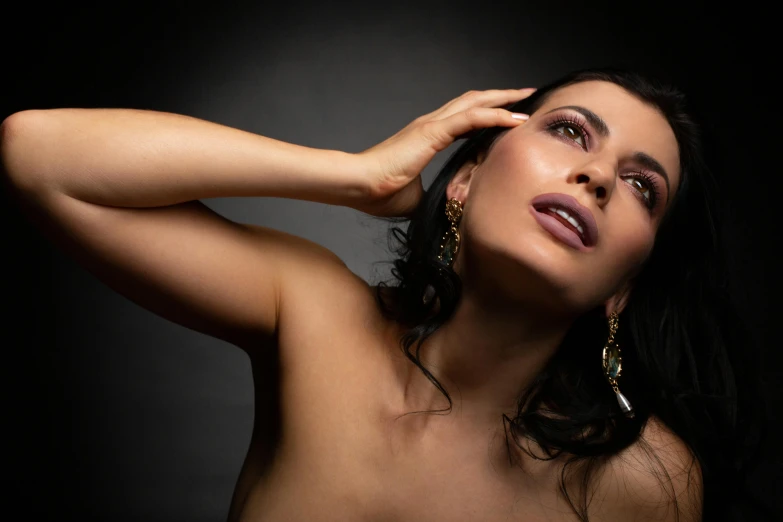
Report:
452,149,491,196
446,148,489,203
447,161,476,203
605,283,633,317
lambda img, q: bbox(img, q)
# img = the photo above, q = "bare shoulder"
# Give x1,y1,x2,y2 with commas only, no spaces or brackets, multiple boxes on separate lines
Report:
240,223,350,273
589,415,704,522
242,222,397,371
240,222,369,306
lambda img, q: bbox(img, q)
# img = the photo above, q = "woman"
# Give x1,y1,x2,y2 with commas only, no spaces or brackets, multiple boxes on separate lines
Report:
1,68,770,521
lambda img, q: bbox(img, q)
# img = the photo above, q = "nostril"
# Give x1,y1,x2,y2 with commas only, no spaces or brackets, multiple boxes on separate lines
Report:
596,186,606,199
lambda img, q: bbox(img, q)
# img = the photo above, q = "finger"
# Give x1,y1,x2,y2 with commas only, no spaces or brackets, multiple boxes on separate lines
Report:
412,88,535,125
429,88,537,120
420,107,529,151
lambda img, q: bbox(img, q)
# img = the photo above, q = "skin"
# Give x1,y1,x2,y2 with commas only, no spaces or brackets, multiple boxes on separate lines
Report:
391,80,682,434
0,80,699,520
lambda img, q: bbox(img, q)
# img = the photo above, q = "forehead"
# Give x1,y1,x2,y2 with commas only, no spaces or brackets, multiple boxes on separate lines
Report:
537,81,681,191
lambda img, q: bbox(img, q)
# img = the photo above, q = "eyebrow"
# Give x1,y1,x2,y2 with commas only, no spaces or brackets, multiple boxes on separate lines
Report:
544,104,672,201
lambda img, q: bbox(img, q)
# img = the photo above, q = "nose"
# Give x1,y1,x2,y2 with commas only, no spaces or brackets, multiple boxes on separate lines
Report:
568,158,616,207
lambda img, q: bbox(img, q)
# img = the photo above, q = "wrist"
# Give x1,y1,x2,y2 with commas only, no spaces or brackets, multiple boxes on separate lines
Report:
315,149,371,208
311,149,374,209
266,147,368,208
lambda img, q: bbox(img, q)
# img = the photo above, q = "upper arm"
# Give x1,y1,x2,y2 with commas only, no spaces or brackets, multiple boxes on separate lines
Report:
591,417,704,522
9,185,349,353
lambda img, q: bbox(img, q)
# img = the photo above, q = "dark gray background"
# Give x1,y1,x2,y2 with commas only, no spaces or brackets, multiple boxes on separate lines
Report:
2,2,775,521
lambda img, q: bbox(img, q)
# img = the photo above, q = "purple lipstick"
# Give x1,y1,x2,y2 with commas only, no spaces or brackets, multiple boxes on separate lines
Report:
529,193,598,251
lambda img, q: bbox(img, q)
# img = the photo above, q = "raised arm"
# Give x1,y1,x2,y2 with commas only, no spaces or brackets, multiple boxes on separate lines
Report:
0,108,367,352
1,108,366,207
0,88,534,353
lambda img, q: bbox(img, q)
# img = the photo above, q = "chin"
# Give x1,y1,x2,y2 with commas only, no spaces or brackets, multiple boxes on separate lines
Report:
516,238,617,310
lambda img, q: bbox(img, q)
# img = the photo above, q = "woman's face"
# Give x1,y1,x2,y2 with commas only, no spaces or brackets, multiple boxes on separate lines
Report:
448,80,681,316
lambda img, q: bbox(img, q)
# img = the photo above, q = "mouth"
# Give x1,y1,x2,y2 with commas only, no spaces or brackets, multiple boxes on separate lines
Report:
530,193,598,250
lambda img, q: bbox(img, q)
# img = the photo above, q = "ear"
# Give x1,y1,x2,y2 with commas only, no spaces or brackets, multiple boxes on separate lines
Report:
446,148,488,203
604,279,633,317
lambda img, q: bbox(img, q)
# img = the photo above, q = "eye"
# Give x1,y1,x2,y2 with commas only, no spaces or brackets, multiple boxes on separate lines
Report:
555,124,586,148
622,172,661,211
625,177,650,201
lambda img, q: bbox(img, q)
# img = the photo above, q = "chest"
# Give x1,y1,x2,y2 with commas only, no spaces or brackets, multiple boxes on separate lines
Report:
233,344,575,521
236,415,572,522
229,282,581,522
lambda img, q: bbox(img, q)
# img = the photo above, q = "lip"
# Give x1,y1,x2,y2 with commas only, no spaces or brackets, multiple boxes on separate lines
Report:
529,193,598,250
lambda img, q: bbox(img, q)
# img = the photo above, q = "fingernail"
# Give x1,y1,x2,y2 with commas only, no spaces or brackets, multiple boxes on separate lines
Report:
520,87,537,93
511,113,529,120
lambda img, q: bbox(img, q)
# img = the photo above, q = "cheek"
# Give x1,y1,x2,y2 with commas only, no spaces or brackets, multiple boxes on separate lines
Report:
488,133,562,181
473,138,560,209
608,223,656,276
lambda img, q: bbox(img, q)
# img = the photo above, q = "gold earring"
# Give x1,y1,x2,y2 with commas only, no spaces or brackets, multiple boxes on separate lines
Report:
436,198,463,268
602,311,635,418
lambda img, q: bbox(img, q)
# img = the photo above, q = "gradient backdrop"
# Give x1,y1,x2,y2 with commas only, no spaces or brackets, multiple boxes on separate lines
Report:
2,2,775,521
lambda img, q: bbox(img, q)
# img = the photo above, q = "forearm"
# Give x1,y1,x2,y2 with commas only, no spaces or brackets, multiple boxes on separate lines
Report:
1,108,367,208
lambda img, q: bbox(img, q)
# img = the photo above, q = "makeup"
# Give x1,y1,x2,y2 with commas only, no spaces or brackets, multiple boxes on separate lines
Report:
530,192,598,251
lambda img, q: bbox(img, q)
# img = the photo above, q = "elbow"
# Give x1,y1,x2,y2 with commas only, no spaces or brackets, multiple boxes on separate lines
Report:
1,109,53,194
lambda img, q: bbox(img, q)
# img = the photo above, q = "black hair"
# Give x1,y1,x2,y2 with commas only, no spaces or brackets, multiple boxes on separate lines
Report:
371,67,774,521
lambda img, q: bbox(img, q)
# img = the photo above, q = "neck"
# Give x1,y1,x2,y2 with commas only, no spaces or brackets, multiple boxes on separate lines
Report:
395,254,578,431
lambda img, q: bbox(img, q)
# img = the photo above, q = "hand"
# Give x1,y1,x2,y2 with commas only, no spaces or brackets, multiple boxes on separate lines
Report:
351,87,536,218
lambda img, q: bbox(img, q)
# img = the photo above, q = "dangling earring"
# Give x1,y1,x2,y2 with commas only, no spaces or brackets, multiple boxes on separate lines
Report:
602,311,635,418
436,197,463,268
423,198,463,305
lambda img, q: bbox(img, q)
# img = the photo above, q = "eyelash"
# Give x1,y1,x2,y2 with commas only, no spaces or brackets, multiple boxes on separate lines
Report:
544,114,662,212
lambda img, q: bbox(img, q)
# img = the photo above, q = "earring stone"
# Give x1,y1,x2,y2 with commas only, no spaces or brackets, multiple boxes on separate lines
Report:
436,198,463,268
602,311,635,418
